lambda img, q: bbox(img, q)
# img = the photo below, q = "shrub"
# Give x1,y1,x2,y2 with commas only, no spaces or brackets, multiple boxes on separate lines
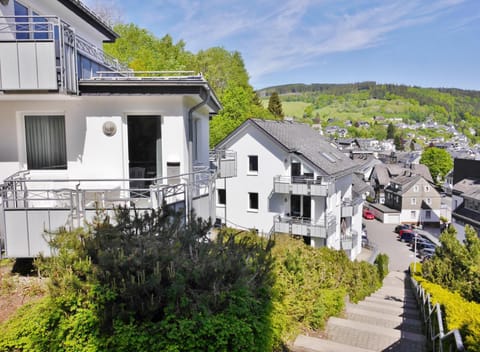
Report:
374,253,389,281
412,263,480,351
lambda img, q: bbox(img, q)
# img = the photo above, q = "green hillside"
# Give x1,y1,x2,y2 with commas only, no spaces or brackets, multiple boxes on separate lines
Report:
259,82,480,144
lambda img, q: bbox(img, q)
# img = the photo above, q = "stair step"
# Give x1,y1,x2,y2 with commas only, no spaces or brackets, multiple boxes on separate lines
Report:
293,335,375,352
326,317,427,351
350,302,420,318
370,291,417,302
364,295,418,309
345,305,423,333
374,287,416,299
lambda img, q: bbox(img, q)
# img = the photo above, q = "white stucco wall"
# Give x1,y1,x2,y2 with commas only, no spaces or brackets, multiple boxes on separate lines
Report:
215,124,288,234
0,95,209,184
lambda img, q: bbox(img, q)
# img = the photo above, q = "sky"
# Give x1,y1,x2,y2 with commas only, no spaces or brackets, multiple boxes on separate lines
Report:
84,0,480,91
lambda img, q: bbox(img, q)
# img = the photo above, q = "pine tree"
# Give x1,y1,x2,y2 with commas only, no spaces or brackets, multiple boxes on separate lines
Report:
268,92,284,119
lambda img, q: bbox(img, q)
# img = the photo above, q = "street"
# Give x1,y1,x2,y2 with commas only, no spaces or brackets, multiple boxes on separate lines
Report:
363,219,434,272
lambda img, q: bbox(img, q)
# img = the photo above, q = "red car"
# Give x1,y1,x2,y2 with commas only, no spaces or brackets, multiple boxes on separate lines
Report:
363,209,375,220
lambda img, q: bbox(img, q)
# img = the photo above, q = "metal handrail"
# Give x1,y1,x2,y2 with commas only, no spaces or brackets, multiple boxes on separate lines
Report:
410,276,465,351
274,175,333,185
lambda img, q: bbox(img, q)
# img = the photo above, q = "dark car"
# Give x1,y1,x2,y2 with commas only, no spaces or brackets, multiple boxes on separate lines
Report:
399,230,416,242
362,235,369,247
394,224,412,234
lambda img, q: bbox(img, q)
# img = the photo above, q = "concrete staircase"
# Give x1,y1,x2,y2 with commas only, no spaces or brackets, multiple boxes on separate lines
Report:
292,271,427,352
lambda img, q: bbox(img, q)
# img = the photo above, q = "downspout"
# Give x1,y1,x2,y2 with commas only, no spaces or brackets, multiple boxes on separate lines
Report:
187,87,211,222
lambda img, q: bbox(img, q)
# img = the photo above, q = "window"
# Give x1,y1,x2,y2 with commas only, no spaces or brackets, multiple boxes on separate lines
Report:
25,116,67,169
411,210,416,219
413,185,419,192
424,185,431,192
411,198,417,205
425,210,431,219
248,192,259,210
217,189,226,205
426,198,432,205
14,1,50,40
248,155,258,173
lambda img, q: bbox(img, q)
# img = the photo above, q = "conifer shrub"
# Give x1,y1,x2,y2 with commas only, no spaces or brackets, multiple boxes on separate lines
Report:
411,263,480,352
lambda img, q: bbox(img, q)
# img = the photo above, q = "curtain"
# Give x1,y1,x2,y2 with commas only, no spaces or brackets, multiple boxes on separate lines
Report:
25,116,67,169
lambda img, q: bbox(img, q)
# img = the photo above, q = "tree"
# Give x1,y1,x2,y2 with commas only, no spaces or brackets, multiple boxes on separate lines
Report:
394,134,403,151
386,122,395,139
420,147,453,183
268,92,284,119
422,225,480,303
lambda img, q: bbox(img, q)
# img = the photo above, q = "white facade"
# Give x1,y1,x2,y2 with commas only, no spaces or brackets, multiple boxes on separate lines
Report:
0,0,221,258
215,120,364,260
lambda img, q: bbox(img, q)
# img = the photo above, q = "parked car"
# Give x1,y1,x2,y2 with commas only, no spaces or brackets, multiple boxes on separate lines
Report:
363,209,375,220
420,247,436,258
394,224,412,234
399,230,416,242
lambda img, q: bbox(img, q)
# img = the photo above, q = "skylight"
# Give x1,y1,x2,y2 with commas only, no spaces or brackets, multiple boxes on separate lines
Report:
321,152,336,163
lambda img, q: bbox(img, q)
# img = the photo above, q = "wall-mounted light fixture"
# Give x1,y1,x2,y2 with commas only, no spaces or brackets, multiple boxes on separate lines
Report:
102,121,117,137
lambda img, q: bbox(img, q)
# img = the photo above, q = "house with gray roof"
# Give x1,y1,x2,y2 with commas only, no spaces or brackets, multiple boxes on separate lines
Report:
384,174,442,225
452,177,480,236
214,118,368,260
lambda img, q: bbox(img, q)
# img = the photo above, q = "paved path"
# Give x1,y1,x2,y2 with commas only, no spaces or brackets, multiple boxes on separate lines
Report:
292,271,426,351
291,219,432,351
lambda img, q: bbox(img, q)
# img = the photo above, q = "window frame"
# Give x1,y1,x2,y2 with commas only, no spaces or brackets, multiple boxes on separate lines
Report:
217,188,226,206
248,155,258,174
411,197,417,205
248,192,259,211
24,114,67,170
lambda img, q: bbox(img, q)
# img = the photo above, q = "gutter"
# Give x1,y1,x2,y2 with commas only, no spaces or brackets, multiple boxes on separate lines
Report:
186,87,211,220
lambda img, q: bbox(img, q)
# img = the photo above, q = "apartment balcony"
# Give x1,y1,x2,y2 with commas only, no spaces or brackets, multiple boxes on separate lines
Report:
273,213,336,238
210,150,237,178
0,168,214,258
341,197,363,217
0,15,127,94
341,230,359,251
273,175,334,197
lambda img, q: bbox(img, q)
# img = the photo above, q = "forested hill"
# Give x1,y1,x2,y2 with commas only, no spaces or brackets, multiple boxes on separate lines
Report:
258,82,480,144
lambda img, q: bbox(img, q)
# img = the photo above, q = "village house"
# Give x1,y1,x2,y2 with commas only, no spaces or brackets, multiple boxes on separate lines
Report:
0,0,224,258
214,119,368,260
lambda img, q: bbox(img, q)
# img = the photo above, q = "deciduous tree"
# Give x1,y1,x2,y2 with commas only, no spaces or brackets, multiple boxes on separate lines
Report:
420,147,453,183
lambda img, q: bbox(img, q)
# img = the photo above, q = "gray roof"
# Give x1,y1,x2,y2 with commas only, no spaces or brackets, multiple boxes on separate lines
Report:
249,119,358,176
352,173,374,198
453,178,480,197
388,174,423,195
371,163,433,186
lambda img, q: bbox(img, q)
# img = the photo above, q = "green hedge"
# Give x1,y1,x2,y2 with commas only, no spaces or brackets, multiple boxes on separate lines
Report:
411,264,480,351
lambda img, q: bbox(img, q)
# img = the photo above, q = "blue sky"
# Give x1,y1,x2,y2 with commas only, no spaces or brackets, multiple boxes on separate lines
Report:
85,0,480,91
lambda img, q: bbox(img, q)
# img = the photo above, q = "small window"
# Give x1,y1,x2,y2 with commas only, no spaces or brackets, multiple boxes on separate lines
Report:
413,185,419,192
411,198,417,205
249,192,259,210
425,210,431,219
217,189,226,205
25,115,67,169
411,210,416,219
426,198,432,205
425,185,430,192
248,155,258,173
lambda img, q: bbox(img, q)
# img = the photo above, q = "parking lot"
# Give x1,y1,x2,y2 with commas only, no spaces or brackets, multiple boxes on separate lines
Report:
363,219,434,272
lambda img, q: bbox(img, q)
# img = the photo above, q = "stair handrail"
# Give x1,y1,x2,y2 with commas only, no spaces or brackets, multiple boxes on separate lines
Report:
409,275,465,352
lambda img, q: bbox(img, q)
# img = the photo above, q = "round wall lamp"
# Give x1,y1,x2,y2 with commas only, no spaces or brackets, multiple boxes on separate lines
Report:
102,121,117,136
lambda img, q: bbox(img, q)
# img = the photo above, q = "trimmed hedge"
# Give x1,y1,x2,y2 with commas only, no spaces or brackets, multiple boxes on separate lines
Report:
411,264,480,351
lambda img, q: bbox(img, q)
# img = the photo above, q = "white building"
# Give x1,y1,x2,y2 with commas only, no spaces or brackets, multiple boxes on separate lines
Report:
0,0,223,258
215,119,367,260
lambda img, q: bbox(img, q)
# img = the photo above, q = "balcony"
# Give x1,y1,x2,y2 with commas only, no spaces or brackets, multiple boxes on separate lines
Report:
273,176,334,196
341,197,363,217
210,150,237,178
341,230,359,251
0,168,214,258
0,15,128,94
273,213,336,238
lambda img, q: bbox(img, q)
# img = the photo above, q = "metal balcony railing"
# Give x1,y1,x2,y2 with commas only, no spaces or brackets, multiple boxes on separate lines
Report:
273,213,336,238
209,150,237,178
0,15,128,93
273,175,334,196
